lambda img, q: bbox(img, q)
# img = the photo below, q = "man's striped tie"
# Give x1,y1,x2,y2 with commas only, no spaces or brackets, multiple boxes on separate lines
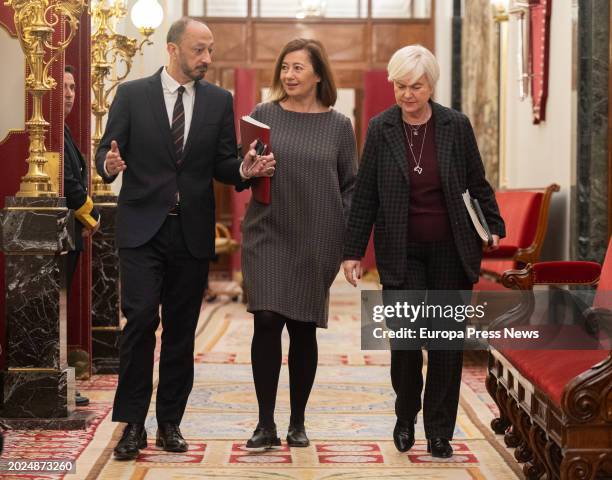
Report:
171,85,185,165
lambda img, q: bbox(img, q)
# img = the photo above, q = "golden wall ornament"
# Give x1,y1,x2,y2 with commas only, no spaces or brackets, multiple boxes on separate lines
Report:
90,0,156,195
5,0,86,197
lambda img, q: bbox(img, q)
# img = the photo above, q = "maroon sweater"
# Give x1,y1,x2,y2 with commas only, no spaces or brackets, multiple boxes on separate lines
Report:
403,117,452,242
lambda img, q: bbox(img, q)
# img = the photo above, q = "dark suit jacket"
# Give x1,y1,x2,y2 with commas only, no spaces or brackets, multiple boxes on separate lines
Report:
64,125,99,251
95,67,247,259
344,102,505,285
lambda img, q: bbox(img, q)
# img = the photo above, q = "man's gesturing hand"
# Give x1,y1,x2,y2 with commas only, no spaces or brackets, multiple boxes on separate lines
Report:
105,140,126,176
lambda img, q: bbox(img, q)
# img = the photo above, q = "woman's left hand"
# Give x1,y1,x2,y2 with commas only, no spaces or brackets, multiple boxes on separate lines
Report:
483,234,500,253
342,260,363,287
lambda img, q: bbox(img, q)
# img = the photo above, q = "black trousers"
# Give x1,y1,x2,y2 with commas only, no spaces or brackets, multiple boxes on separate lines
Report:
387,240,472,440
113,216,209,424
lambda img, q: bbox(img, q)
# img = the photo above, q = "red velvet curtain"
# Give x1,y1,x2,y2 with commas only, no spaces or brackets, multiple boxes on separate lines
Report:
231,68,257,273
65,9,92,374
361,70,395,271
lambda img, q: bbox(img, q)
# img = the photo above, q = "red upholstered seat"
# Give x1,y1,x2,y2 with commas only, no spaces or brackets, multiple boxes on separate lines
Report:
481,191,543,276
499,349,609,406
497,238,612,407
532,261,601,284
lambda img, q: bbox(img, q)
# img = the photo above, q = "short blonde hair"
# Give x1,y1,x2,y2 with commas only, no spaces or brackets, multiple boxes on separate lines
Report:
387,45,439,89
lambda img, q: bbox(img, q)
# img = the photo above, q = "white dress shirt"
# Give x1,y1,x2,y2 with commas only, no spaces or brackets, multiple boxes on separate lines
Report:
160,67,195,148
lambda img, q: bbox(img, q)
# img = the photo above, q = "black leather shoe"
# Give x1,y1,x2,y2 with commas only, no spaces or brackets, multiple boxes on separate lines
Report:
286,424,309,447
156,423,188,452
393,419,416,452
75,391,89,407
245,424,281,451
114,423,147,460
427,437,453,458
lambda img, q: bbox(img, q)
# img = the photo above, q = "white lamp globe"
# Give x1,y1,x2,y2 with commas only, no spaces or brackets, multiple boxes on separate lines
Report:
490,0,510,10
131,0,164,31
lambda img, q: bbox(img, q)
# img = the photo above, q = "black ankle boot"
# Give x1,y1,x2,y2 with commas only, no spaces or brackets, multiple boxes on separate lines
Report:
156,423,188,452
427,437,453,458
114,423,147,460
393,418,416,452
287,424,309,447
245,424,281,451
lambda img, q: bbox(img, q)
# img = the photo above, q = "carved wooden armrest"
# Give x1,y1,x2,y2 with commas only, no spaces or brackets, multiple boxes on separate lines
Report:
562,349,612,424
501,261,602,290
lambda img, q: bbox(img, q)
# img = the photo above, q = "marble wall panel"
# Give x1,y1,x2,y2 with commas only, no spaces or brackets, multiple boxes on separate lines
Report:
574,0,610,262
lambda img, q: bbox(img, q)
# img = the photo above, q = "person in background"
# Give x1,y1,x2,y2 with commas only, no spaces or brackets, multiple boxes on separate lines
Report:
342,45,504,458
241,38,357,450
63,65,101,408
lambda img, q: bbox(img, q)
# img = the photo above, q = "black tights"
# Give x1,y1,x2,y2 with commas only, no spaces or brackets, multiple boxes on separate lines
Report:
251,310,318,428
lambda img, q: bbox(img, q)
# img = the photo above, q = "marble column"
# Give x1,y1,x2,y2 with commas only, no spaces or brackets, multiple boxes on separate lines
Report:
0,197,94,428
574,0,610,262
91,196,121,374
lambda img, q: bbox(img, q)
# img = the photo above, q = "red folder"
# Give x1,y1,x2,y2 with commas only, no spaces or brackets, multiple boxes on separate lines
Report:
240,116,271,205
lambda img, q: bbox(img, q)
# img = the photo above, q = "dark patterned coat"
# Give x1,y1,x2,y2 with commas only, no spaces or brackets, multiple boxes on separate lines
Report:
344,101,505,285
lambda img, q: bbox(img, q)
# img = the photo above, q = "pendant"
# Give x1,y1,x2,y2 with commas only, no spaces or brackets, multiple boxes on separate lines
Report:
414,166,423,174
413,130,419,136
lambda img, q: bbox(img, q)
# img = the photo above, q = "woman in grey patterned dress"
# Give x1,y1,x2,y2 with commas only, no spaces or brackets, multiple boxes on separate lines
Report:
241,38,357,450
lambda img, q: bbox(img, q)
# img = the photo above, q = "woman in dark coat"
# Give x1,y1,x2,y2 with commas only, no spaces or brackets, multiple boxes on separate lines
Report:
343,45,505,458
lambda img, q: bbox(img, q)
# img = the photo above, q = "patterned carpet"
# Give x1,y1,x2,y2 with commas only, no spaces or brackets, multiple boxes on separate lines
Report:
1,278,521,479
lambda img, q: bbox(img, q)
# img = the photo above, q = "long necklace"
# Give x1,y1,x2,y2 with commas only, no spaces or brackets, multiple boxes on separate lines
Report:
402,120,428,174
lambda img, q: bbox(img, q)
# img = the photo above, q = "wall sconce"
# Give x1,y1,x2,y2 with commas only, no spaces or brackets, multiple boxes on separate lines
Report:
491,0,510,22
90,0,163,195
296,0,326,19
131,0,164,39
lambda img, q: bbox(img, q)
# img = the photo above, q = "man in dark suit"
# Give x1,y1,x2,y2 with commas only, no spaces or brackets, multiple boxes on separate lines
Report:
63,66,101,407
95,18,274,460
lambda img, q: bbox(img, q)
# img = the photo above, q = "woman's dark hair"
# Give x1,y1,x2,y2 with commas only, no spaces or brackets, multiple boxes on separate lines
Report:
268,38,337,107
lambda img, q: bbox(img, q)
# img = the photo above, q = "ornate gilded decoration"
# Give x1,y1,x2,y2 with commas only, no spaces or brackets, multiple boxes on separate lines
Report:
5,0,86,197
89,0,155,195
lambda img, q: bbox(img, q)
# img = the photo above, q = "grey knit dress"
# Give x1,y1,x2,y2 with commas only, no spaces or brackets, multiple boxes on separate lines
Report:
241,102,357,328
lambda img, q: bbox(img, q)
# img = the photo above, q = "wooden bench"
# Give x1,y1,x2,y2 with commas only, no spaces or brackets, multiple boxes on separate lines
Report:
486,242,612,479
476,184,560,291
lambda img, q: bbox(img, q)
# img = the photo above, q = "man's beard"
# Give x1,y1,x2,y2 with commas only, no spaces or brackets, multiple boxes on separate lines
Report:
181,60,207,81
